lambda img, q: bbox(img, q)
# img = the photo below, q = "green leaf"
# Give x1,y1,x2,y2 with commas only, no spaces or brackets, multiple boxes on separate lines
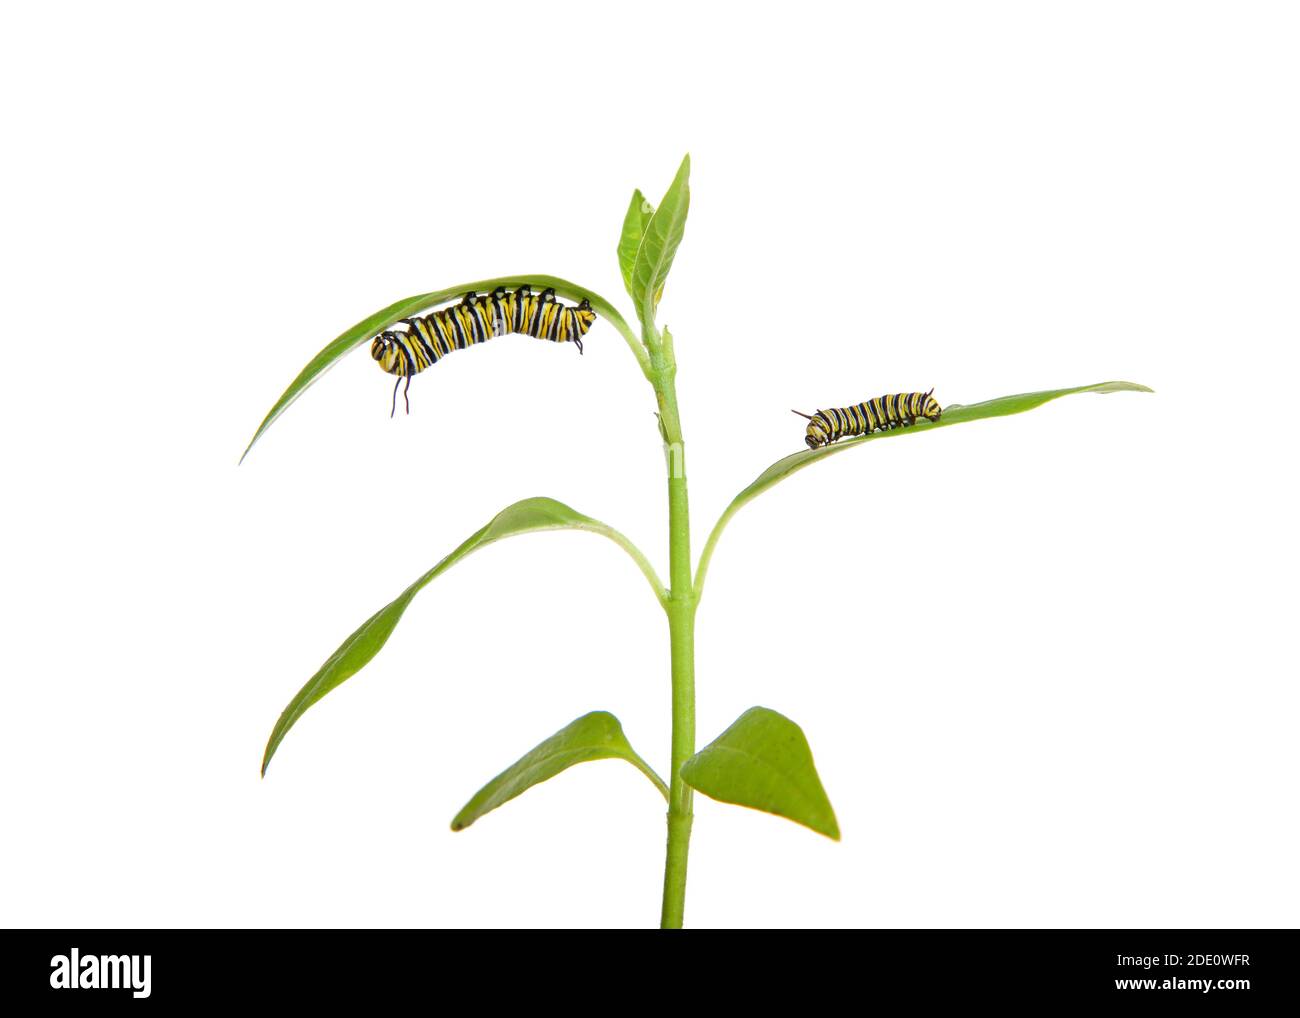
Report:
681,707,839,840
261,498,665,775
630,154,690,327
451,711,668,831
239,274,644,463
617,189,654,299
695,381,1153,594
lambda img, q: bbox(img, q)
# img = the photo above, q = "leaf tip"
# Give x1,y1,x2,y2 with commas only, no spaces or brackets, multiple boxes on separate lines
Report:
1100,380,1154,394
260,727,284,777
238,430,262,465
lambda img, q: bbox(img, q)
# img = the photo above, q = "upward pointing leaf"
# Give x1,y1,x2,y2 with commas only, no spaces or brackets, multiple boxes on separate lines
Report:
451,711,668,832
695,380,1153,595
681,707,840,840
630,154,690,327
617,189,654,299
743,381,1153,505
261,498,665,775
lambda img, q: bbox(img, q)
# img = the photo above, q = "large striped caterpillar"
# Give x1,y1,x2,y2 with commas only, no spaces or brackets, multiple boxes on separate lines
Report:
370,285,596,415
794,390,942,449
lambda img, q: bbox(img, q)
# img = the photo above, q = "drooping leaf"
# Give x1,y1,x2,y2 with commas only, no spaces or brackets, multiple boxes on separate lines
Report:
239,275,643,462
261,498,664,775
630,154,690,327
617,189,654,298
695,381,1153,593
451,711,667,831
681,707,839,840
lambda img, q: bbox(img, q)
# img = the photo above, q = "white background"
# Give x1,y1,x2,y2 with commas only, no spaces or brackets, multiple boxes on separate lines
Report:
2,1,1296,929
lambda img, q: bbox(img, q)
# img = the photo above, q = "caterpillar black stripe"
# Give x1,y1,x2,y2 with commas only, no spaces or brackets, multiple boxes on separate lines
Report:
370,285,597,415
793,389,942,449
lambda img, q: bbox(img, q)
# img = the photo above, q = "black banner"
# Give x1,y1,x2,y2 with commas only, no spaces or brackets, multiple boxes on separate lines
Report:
1,929,1294,1008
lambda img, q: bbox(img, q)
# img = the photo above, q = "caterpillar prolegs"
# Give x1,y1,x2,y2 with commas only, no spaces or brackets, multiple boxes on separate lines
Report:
794,390,942,449
370,285,596,415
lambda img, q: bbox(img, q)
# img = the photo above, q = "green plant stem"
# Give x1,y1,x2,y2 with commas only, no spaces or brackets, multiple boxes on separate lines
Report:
648,330,696,929
692,499,736,602
577,520,668,606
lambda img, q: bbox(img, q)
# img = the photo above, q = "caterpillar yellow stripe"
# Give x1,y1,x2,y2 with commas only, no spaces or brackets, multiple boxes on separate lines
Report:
370,285,597,415
794,389,942,449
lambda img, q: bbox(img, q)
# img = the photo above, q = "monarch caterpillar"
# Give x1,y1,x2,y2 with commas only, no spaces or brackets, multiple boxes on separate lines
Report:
793,389,942,449
370,285,596,415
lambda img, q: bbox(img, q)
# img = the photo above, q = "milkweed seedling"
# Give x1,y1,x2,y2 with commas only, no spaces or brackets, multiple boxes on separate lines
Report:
241,155,1151,928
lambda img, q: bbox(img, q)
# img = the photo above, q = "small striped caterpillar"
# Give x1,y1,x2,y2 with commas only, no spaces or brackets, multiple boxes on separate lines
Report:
794,390,942,449
370,285,596,415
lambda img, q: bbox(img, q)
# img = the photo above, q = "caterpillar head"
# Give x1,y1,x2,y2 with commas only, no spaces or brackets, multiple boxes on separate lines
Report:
804,415,831,450
921,388,942,422
371,332,401,374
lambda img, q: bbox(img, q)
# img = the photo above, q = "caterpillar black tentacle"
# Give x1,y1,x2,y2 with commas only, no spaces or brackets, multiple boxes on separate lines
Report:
389,374,413,419
796,389,942,449
370,285,597,413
